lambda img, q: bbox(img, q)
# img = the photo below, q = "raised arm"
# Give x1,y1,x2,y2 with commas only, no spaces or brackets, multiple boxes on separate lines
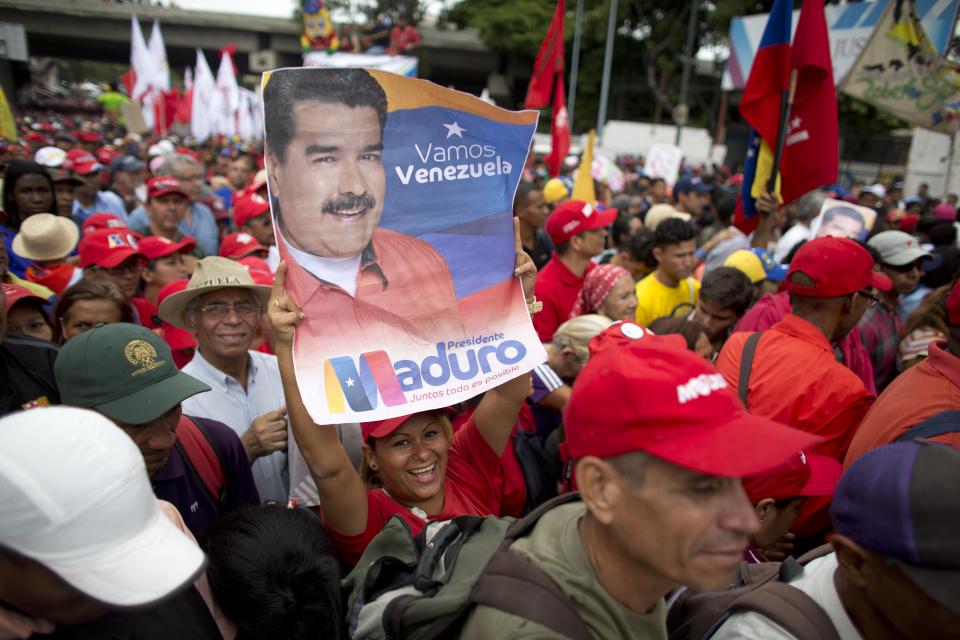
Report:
473,221,537,455
269,262,369,536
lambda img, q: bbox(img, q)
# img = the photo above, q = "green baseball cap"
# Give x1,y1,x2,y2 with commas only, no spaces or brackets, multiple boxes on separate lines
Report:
55,323,211,424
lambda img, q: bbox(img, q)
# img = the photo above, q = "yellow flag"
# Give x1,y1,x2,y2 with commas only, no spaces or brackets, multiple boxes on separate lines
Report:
572,129,596,204
0,87,16,141
750,138,782,203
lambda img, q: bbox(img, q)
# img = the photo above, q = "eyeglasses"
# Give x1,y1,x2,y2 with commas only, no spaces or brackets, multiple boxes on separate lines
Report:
856,289,881,308
198,300,260,320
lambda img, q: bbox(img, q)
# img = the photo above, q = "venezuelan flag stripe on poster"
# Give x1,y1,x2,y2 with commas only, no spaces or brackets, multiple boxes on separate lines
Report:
734,0,791,233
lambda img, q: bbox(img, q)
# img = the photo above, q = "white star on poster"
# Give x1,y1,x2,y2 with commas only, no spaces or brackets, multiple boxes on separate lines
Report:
345,378,355,387
443,122,466,138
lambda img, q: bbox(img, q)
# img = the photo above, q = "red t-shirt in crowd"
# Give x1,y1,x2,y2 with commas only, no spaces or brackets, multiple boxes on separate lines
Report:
533,255,595,341
716,314,874,461
326,416,504,565
844,341,960,468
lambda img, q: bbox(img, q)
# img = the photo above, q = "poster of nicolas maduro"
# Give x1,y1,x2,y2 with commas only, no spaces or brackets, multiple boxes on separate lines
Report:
262,67,545,424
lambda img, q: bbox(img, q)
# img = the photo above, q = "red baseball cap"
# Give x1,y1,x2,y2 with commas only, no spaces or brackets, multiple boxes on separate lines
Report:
948,279,960,326
564,340,822,476
81,213,127,236
545,201,617,245
588,320,686,355
147,176,188,200
236,256,273,283
24,132,46,143
220,232,268,259
77,131,101,143
137,235,196,261
360,408,456,442
741,451,842,504
64,149,102,176
2,283,49,311
233,192,271,227
78,228,145,269
155,279,197,352
783,237,892,298
96,146,117,165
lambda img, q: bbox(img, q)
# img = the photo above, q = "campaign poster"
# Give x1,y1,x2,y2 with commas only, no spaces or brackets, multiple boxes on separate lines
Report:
808,198,877,242
261,67,545,425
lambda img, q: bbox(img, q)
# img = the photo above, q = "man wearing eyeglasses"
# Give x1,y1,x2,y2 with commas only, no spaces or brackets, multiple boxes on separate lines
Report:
715,237,892,462
860,231,933,391
157,256,291,503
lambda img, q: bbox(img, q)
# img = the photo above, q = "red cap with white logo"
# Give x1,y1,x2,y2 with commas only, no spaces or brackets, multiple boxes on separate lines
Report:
545,200,617,246
232,192,271,228
219,232,268,259
78,229,145,269
64,149,102,176
564,340,822,476
147,177,188,200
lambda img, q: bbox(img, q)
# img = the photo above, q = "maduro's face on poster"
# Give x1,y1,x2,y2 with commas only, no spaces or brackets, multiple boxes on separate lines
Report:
270,100,386,258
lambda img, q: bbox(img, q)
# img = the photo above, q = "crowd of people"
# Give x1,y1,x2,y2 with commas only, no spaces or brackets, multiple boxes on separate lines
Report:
0,95,959,640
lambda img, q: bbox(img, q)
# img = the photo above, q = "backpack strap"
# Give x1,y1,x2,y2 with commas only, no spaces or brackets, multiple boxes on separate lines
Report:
503,492,581,542
738,332,763,408
894,410,960,443
725,581,841,640
472,550,592,640
174,415,227,504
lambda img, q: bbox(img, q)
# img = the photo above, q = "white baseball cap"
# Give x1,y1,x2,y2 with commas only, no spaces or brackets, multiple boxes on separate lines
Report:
0,407,205,607
34,146,67,168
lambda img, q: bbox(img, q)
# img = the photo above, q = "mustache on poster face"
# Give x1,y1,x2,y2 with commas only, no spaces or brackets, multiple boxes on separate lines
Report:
321,193,376,215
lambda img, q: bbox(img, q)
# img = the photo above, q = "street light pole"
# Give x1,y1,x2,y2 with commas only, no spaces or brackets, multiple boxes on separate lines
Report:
596,0,618,141
675,2,699,146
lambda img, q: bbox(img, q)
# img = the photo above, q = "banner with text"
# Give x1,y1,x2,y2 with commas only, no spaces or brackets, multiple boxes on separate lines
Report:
842,0,960,133
723,0,959,91
303,51,418,77
262,67,544,424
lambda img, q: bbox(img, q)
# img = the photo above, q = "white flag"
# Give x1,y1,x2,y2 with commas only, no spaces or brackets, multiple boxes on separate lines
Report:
130,17,152,102
191,49,216,143
213,50,240,137
148,19,170,92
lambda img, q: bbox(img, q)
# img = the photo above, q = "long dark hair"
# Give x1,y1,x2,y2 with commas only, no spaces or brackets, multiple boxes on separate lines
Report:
2,160,58,230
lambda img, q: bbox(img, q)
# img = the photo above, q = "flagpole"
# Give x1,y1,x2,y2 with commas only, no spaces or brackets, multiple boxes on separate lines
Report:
567,0,584,127
596,0,618,141
767,69,798,193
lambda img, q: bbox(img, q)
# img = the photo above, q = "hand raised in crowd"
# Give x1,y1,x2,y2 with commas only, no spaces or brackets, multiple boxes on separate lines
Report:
514,218,538,304
241,407,289,462
267,261,303,353
756,191,781,216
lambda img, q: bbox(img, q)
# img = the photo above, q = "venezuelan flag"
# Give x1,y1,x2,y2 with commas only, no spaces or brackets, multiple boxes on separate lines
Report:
734,0,791,233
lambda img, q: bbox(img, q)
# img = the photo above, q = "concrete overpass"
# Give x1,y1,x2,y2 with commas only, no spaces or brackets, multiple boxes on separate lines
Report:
0,0,505,97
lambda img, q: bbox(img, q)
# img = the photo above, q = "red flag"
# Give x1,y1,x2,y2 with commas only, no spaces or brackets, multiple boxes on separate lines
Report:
524,0,565,109
121,68,136,98
781,0,838,203
176,87,193,125
545,74,570,177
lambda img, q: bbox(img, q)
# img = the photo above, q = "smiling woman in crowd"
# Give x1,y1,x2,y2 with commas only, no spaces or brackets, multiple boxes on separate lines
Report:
269,243,536,565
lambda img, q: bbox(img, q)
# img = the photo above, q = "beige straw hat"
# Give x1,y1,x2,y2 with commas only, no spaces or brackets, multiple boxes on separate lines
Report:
12,213,80,261
157,256,271,330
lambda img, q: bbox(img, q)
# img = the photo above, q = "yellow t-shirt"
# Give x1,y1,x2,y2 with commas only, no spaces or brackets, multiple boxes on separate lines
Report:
634,272,700,326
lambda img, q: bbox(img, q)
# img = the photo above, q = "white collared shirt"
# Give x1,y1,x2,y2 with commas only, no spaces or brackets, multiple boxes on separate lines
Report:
283,236,362,297
181,349,289,503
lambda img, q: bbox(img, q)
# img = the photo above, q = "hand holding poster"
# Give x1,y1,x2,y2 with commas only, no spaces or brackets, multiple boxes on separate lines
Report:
262,68,545,425
808,198,877,242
